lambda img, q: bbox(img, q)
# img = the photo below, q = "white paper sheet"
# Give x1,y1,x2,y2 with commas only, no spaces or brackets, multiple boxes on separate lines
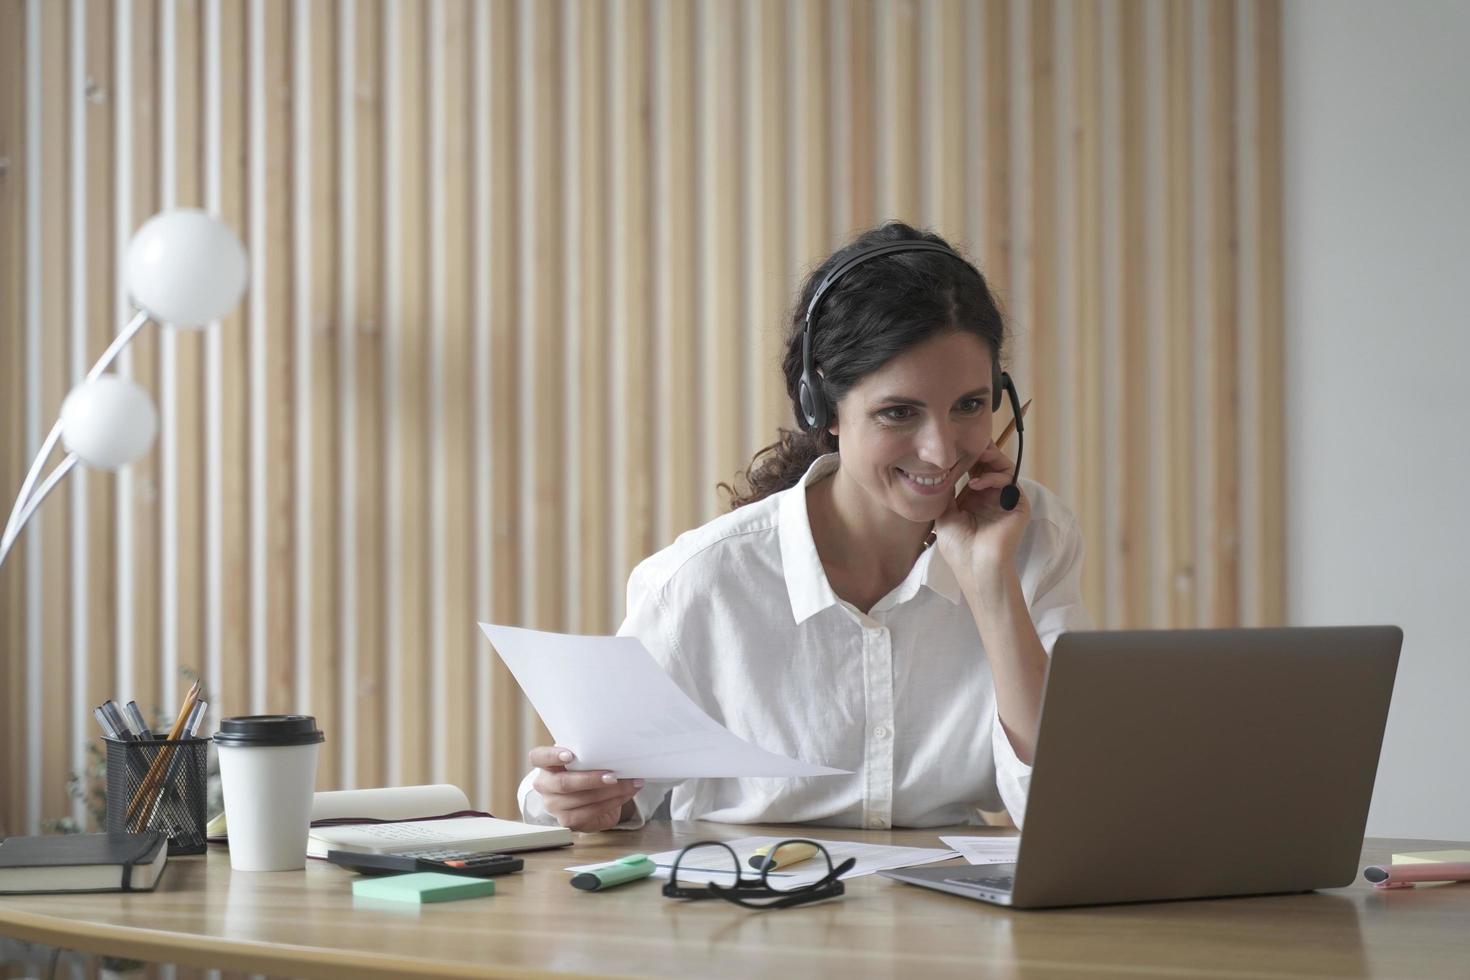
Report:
310,784,470,822
567,836,959,889
480,622,851,779
938,835,1021,865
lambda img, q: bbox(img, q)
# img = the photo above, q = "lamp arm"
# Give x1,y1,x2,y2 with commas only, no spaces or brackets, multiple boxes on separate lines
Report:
0,454,79,567
0,308,151,564
86,309,151,382
2,418,65,551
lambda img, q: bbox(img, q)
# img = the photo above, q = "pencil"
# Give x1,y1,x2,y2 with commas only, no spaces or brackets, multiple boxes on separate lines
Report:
126,680,201,828
954,398,1032,510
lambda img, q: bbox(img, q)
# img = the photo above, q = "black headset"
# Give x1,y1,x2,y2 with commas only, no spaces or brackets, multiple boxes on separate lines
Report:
798,240,1025,511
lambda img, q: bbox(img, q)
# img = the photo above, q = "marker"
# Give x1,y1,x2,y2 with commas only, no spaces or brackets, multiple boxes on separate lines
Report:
1363,861,1470,889
570,854,657,892
748,842,820,872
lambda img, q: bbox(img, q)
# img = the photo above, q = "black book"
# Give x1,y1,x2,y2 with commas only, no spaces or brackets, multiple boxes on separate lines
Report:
0,831,168,894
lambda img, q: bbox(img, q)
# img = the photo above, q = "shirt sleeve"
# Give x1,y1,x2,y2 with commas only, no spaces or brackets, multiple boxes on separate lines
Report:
517,559,686,829
992,509,1094,828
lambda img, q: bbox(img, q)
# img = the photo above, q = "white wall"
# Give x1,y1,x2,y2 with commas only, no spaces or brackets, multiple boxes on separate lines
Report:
1285,0,1470,841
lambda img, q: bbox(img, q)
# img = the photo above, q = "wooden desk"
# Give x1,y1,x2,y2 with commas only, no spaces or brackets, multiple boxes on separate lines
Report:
1,824,1466,979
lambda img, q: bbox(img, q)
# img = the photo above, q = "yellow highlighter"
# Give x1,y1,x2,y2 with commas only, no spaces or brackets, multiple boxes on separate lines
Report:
748,842,820,873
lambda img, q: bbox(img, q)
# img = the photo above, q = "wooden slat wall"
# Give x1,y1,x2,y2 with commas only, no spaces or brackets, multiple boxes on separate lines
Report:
0,0,1286,837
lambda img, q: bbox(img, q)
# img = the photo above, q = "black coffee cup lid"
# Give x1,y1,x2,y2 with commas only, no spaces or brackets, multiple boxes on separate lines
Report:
212,714,325,748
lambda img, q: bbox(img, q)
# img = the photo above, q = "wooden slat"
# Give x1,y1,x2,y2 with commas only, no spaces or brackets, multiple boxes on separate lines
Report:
790,1,828,278
982,0,1012,307
615,0,654,574
82,1,117,788
1117,0,1150,628
173,0,205,714
1163,0,1196,628
924,0,965,240
846,0,877,232
1208,0,1239,628
216,0,250,737
39,0,71,827
575,0,610,632
350,0,385,791
126,0,162,726
527,0,563,640
306,0,341,789
1254,0,1285,626
881,0,918,223
656,0,698,536
388,0,428,784
523,0,560,757
259,0,295,716
1072,0,1104,626
438,0,474,793
486,0,522,816
0,0,27,840
1028,0,1057,491
700,0,742,503
748,0,789,465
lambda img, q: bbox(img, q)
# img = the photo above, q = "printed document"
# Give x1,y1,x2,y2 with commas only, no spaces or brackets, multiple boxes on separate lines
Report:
480,622,850,779
938,835,1022,865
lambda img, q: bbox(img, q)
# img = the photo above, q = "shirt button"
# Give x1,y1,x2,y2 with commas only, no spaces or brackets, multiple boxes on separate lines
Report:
873,725,889,740
869,816,887,829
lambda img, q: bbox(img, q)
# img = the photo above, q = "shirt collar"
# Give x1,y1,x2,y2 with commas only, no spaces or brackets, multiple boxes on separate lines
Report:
777,453,966,624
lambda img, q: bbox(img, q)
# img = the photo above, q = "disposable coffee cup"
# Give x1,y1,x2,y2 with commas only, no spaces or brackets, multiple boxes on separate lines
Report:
214,715,325,871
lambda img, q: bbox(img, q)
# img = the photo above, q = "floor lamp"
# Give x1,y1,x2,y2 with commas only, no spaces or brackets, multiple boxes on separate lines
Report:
0,209,248,570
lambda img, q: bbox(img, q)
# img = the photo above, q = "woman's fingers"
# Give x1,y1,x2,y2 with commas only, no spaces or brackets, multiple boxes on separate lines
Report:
552,795,632,833
527,745,576,769
540,778,643,817
536,767,641,796
967,470,1014,493
976,441,1016,476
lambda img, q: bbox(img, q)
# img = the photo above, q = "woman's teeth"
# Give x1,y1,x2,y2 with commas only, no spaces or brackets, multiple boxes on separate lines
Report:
899,468,946,486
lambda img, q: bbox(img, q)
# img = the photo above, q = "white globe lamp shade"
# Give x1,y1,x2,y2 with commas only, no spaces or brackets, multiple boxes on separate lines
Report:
59,377,160,470
124,209,248,328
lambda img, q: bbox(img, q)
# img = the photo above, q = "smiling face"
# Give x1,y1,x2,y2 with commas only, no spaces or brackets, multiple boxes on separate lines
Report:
827,330,996,526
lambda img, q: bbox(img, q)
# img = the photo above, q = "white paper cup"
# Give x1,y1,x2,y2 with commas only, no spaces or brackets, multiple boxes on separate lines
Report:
215,715,325,871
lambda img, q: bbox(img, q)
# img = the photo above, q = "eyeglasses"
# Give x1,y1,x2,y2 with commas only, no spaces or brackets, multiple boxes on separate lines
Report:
662,839,857,910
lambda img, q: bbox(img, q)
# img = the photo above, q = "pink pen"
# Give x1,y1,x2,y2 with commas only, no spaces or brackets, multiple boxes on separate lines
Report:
1362,862,1470,889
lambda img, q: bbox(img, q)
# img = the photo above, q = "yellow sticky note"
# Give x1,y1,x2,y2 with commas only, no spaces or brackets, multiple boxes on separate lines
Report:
1391,849,1470,865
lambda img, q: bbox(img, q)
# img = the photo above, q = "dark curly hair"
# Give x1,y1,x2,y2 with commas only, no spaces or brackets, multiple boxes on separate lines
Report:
719,221,1008,508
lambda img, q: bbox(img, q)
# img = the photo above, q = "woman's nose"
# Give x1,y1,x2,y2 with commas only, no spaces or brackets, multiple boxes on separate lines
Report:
916,420,961,469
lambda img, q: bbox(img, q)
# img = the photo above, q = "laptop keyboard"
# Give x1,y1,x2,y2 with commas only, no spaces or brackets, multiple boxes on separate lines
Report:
943,873,1015,892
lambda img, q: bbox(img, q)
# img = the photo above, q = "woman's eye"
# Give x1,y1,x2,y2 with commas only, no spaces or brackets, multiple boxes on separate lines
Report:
879,406,914,422
957,398,984,414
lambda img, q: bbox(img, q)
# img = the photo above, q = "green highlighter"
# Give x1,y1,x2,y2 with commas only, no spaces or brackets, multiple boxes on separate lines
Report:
570,854,657,891
352,871,495,904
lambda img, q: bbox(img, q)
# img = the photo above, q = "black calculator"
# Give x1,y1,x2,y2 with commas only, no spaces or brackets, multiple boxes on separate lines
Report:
326,848,524,878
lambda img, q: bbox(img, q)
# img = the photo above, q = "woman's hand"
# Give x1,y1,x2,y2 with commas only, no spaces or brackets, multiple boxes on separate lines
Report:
933,439,1031,589
528,746,643,832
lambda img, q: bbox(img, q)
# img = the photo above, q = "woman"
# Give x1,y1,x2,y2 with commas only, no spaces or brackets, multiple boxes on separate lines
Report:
518,221,1092,832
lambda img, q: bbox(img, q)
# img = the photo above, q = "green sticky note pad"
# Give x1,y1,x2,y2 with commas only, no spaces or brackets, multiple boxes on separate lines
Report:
352,872,495,904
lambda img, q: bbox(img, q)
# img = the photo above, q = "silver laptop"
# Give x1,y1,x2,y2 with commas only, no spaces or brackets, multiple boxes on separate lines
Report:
882,626,1402,909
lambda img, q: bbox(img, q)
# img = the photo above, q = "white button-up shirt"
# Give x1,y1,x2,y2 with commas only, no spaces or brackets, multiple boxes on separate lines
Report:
518,453,1092,830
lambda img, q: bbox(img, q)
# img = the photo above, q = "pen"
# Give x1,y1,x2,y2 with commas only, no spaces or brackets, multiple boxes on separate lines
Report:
1363,862,1470,889
749,842,820,872
570,854,657,891
124,700,154,739
101,700,136,740
93,705,121,738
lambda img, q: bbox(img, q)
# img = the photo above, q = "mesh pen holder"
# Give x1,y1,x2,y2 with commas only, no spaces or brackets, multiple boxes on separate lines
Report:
104,735,211,855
